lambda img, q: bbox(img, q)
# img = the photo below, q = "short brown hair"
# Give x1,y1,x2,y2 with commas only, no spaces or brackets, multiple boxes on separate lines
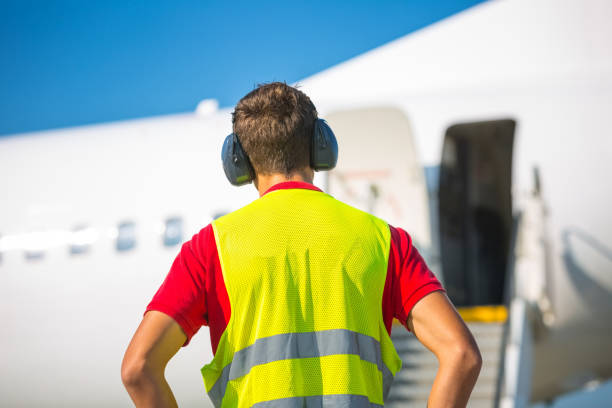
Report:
232,82,318,175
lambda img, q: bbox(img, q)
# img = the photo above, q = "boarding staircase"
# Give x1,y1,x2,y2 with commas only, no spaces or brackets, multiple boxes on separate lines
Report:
387,318,507,408
387,187,550,407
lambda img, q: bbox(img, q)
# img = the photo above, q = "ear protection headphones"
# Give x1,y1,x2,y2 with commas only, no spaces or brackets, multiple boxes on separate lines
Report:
221,118,338,186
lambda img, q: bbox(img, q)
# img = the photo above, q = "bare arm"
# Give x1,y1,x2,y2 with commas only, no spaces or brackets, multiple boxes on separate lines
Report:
407,290,482,408
121,311,187,408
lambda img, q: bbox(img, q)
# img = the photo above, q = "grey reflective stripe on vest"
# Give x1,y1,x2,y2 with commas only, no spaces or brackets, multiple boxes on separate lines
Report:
252,394,384,408
208,329,394,407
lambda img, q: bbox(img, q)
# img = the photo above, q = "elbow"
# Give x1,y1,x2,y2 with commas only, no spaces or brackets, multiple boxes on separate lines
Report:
457,342,482,376
440,341,482,376
121,356,151,390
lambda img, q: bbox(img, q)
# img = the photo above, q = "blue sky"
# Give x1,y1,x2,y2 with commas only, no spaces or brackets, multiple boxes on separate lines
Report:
0,0,485,136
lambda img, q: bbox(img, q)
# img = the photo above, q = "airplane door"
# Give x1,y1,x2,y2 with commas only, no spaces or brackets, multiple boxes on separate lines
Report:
325,107,431,250
439,119,515,307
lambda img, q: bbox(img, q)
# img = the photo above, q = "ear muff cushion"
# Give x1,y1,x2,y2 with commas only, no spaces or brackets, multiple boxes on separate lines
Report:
311,119,338,171
221,133,255,186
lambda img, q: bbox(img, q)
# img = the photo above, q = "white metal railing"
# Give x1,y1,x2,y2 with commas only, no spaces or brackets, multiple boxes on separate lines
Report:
499,298,533,408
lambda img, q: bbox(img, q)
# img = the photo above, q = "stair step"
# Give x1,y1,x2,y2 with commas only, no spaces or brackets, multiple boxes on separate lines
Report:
394,349,501,366
388,383,497,399
387,399,494,408
393,335,503,352
388,321,506,408
394,363,500,383
467,322,506,336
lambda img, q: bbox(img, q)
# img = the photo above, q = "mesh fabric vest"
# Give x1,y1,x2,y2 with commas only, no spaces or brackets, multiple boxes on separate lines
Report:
202,187,402,407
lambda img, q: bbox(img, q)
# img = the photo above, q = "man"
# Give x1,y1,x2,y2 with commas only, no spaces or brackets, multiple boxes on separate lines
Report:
121,82,481,407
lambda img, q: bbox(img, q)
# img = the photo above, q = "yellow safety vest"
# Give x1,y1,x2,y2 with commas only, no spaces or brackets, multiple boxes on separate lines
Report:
202,187,402,407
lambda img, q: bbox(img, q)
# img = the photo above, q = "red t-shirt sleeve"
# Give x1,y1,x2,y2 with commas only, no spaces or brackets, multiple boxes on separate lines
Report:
144,225,212,347
384,225,446,332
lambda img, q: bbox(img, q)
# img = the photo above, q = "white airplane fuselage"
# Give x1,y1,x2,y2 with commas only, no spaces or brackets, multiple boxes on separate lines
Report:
1,0,611,406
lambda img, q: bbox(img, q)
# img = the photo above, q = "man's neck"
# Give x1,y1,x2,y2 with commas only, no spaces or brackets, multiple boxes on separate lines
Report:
255,168,314,197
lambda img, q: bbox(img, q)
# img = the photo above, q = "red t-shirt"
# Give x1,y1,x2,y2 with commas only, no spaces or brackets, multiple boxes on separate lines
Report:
145,181,445,353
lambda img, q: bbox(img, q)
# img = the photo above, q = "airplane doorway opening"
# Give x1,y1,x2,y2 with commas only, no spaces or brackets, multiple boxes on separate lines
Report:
438,119,516,307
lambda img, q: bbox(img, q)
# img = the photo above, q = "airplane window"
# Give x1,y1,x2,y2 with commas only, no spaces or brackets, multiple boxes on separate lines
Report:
163,217,183,247
116,221,136,252
21,231,47,261
70,225,94,255
25,249,45,261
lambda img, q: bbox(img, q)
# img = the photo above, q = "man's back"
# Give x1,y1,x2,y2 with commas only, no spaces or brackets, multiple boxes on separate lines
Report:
204,185,401,406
